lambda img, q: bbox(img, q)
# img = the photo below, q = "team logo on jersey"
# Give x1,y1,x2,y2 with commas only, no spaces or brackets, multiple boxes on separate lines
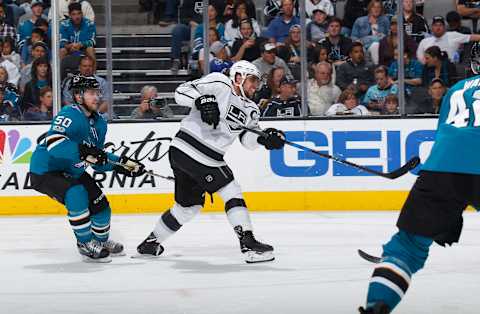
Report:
0,129,33,165
225,105,247,132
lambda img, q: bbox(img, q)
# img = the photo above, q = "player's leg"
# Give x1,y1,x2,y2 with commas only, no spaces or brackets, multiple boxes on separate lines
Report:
78,173,124,256
217,178,274,263
137,164,203,256
360,230,433,313
359,171,468,313
30,172,111,262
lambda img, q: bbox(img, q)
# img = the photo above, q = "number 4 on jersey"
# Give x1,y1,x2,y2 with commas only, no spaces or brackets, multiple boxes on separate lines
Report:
446,89,480,128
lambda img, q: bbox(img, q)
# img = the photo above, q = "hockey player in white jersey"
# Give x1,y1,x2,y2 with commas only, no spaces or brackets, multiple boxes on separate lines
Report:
137,61,285,263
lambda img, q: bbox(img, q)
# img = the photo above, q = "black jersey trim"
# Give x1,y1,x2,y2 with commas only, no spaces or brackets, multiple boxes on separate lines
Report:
175,131,225,162
177,90,195,100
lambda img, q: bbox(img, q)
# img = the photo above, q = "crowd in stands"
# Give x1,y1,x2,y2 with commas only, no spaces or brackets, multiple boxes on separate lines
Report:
0,0,103,122
2,0,479,122
147,0,480,118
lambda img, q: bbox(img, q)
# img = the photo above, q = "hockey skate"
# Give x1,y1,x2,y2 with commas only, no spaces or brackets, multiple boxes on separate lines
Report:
136,232,165,257
77,240,111,263
102,239,126,256
235,226,275,263
358,302,390,314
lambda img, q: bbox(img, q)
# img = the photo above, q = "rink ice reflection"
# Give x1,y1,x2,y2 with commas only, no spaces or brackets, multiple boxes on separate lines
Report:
1,212,480,314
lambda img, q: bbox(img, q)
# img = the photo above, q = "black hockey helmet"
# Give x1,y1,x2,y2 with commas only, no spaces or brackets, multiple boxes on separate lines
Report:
69,74,100,93
471,42,480,75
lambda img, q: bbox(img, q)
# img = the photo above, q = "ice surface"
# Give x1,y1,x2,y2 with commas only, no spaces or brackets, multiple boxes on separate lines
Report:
1,212,480,314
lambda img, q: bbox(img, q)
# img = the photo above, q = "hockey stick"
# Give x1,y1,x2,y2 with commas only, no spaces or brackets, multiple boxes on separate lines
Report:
108,160,175,181
357,249,382,264
240,126,420,180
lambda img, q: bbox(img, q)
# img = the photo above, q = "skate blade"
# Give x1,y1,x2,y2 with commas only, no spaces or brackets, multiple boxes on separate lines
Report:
130,253,163,259
110,251,127,257
81,255,112,263
243,251,275,264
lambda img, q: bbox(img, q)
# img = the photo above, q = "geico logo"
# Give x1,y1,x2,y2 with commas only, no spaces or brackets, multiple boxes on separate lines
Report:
270,130,435,177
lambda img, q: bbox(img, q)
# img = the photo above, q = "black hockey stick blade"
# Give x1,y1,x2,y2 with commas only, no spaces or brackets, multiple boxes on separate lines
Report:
358,249,382,264
381,156,421,179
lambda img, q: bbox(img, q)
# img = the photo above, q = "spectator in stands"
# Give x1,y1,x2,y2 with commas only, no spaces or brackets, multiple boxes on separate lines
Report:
308,62,341,116
415,78,446,114
2,36,20,70
169,0,210,74
209,41,233,74
0,4,15,41
264,0,300,45
20,27,45,66
49,0,95,22
311,44,329,64
325,88,369,116
379,16,417,67
343,0,369,35
59,3,96,62
224,0,260,47
388,47,423,95
17,0,43,52
306,7,329,43
363,65,398,113
457,0,480,22
253,42,293,79
417,15,480,64
446,11,472,34
254,66,285,109
0,82,20,121
62,55,109,108
306,0,334,18
422,45,457,87
22,56,51,112
22,86,52,121
263,76,302,117
278,24,311,79
0,50,19,86
0,0,16,27
319,18,353,66
381,94,399,115
231,19,263,62
192,4,225,68
130,85,173,119
336,42,375,99
198,27,220,73
264,0,298,24
20,40,47,89
403,0,429,43
351,0,390,65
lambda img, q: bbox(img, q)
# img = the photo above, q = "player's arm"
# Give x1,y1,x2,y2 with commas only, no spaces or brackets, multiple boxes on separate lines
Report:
175,73,229,129
239,114,285,150
90,120,146,177
44,114,83,164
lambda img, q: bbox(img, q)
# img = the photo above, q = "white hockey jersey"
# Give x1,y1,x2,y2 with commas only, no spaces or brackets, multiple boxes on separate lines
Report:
173,72,261,167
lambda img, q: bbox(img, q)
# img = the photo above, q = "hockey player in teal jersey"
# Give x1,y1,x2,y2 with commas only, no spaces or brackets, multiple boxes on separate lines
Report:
359,43,480,313
30,75,146,263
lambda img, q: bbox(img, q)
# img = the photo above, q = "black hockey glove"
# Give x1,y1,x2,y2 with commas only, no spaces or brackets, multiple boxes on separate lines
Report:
195,94,220,129
257,128,285,150
79,144,108,166
114,156,146,177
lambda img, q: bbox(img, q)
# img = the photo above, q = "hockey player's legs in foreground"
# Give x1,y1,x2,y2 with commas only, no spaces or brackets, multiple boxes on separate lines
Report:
138,61,285,263
359,47,480,313
29,75,145,263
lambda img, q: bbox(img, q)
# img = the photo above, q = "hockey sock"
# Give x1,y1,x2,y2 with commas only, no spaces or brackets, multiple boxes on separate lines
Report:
90,206,111,242
224,199,252,231
153,203,201,242
65,185,92,243
218,181,253,231
366,230,433,311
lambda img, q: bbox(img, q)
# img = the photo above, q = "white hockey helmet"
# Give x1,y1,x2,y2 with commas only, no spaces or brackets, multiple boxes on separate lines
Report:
229,60,262,98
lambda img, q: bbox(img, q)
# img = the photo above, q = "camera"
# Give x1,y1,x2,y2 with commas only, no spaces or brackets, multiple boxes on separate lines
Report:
148,98,166,108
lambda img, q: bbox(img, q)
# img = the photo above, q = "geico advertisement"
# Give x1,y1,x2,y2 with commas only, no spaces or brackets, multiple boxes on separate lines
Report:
0,118,438,196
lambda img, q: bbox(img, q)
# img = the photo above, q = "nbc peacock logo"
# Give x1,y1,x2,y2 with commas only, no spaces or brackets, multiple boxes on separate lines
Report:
0,129,33,165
